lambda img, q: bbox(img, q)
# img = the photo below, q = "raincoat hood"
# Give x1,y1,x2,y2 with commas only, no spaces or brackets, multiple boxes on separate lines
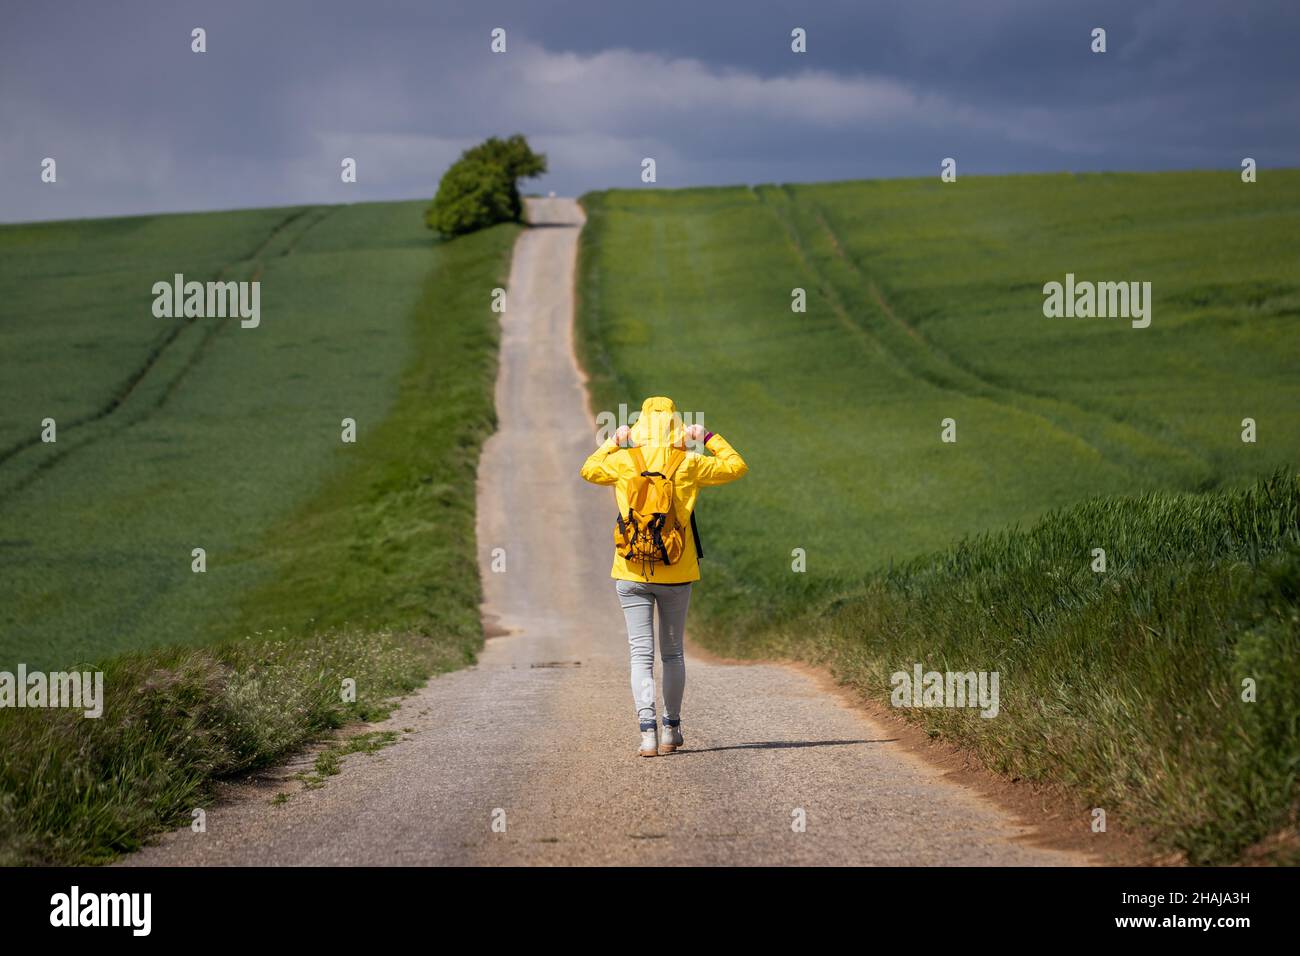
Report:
629,396,685,449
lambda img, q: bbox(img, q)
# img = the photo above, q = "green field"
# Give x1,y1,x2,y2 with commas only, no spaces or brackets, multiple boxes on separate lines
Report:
579,173,1299,603
577,171,1300,862
0,202,518,862
0,202,514,668
3,171,1296,864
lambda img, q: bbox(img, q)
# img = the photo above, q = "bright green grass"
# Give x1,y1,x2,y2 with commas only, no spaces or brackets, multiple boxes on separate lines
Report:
725,470,1300,864
0,204,518,863
0,202,513,668
577,172,1300,620
0,207,304,453
576,172,1300,862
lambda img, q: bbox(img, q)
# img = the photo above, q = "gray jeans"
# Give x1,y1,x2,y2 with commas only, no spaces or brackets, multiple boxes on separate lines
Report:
615,580,692,728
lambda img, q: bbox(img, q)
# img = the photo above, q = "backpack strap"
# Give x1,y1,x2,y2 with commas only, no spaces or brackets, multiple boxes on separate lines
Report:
661,447,691,531
627,445,649,475
663,447,687,480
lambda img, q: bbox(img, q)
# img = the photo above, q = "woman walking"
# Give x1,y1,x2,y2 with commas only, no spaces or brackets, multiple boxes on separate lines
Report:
580,396,748,757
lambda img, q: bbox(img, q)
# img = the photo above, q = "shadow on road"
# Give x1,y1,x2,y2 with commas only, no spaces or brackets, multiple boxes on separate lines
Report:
673,738,895,755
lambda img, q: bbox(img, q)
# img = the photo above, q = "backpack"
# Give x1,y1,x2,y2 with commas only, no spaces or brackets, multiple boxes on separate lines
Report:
614,444,699,577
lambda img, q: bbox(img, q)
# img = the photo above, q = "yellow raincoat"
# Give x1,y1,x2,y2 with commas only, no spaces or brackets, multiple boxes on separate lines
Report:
580,396,748,583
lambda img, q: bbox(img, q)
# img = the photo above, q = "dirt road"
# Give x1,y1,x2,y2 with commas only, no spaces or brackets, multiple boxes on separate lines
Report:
122,198,1084,866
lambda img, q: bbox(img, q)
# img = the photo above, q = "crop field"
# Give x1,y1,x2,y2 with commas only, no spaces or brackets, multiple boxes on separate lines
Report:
578,171,1300,616
0,201,518,863
0,202,516,669
576,171,1300,861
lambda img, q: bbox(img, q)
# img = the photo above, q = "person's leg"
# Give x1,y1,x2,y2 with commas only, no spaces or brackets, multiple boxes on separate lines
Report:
615,580,658,728
652,583,691,723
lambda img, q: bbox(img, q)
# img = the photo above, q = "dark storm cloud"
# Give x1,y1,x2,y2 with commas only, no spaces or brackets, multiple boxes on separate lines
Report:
2,0,1297,221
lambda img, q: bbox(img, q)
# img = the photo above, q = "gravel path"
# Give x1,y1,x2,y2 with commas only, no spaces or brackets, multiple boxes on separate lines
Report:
122,198,1084,866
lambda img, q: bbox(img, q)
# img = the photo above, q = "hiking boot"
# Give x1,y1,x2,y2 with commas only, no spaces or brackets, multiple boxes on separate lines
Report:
658,719,683,754
638,725,659,758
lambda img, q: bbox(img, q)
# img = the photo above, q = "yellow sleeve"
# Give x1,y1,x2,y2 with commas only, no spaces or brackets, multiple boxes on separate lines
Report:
694,433,748,486
580,438,623,485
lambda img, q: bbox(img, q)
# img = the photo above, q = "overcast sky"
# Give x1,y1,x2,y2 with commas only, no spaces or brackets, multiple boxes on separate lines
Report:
3,0,1297,222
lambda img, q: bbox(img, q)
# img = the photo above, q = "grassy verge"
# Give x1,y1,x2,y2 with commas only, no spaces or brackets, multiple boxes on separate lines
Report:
706,470,1300,864
0,220,519,865
575,174,1300,862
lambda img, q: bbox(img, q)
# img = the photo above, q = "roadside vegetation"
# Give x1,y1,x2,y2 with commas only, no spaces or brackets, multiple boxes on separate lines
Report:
711,471,1300,865
0,204,518,864
575,171,1300,862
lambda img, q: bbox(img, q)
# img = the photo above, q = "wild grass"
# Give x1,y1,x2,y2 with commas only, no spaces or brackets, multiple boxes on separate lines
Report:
0,209,519,864
707,470,1300,863
0,629,425,864
575,172,1300,861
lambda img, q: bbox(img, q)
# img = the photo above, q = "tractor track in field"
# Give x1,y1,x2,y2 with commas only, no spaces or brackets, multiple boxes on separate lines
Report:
0,205,338,501
756,185,1213,484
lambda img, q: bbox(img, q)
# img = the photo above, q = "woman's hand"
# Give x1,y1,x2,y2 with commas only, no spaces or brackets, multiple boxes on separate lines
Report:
683,423,709,443
612,425,632,447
